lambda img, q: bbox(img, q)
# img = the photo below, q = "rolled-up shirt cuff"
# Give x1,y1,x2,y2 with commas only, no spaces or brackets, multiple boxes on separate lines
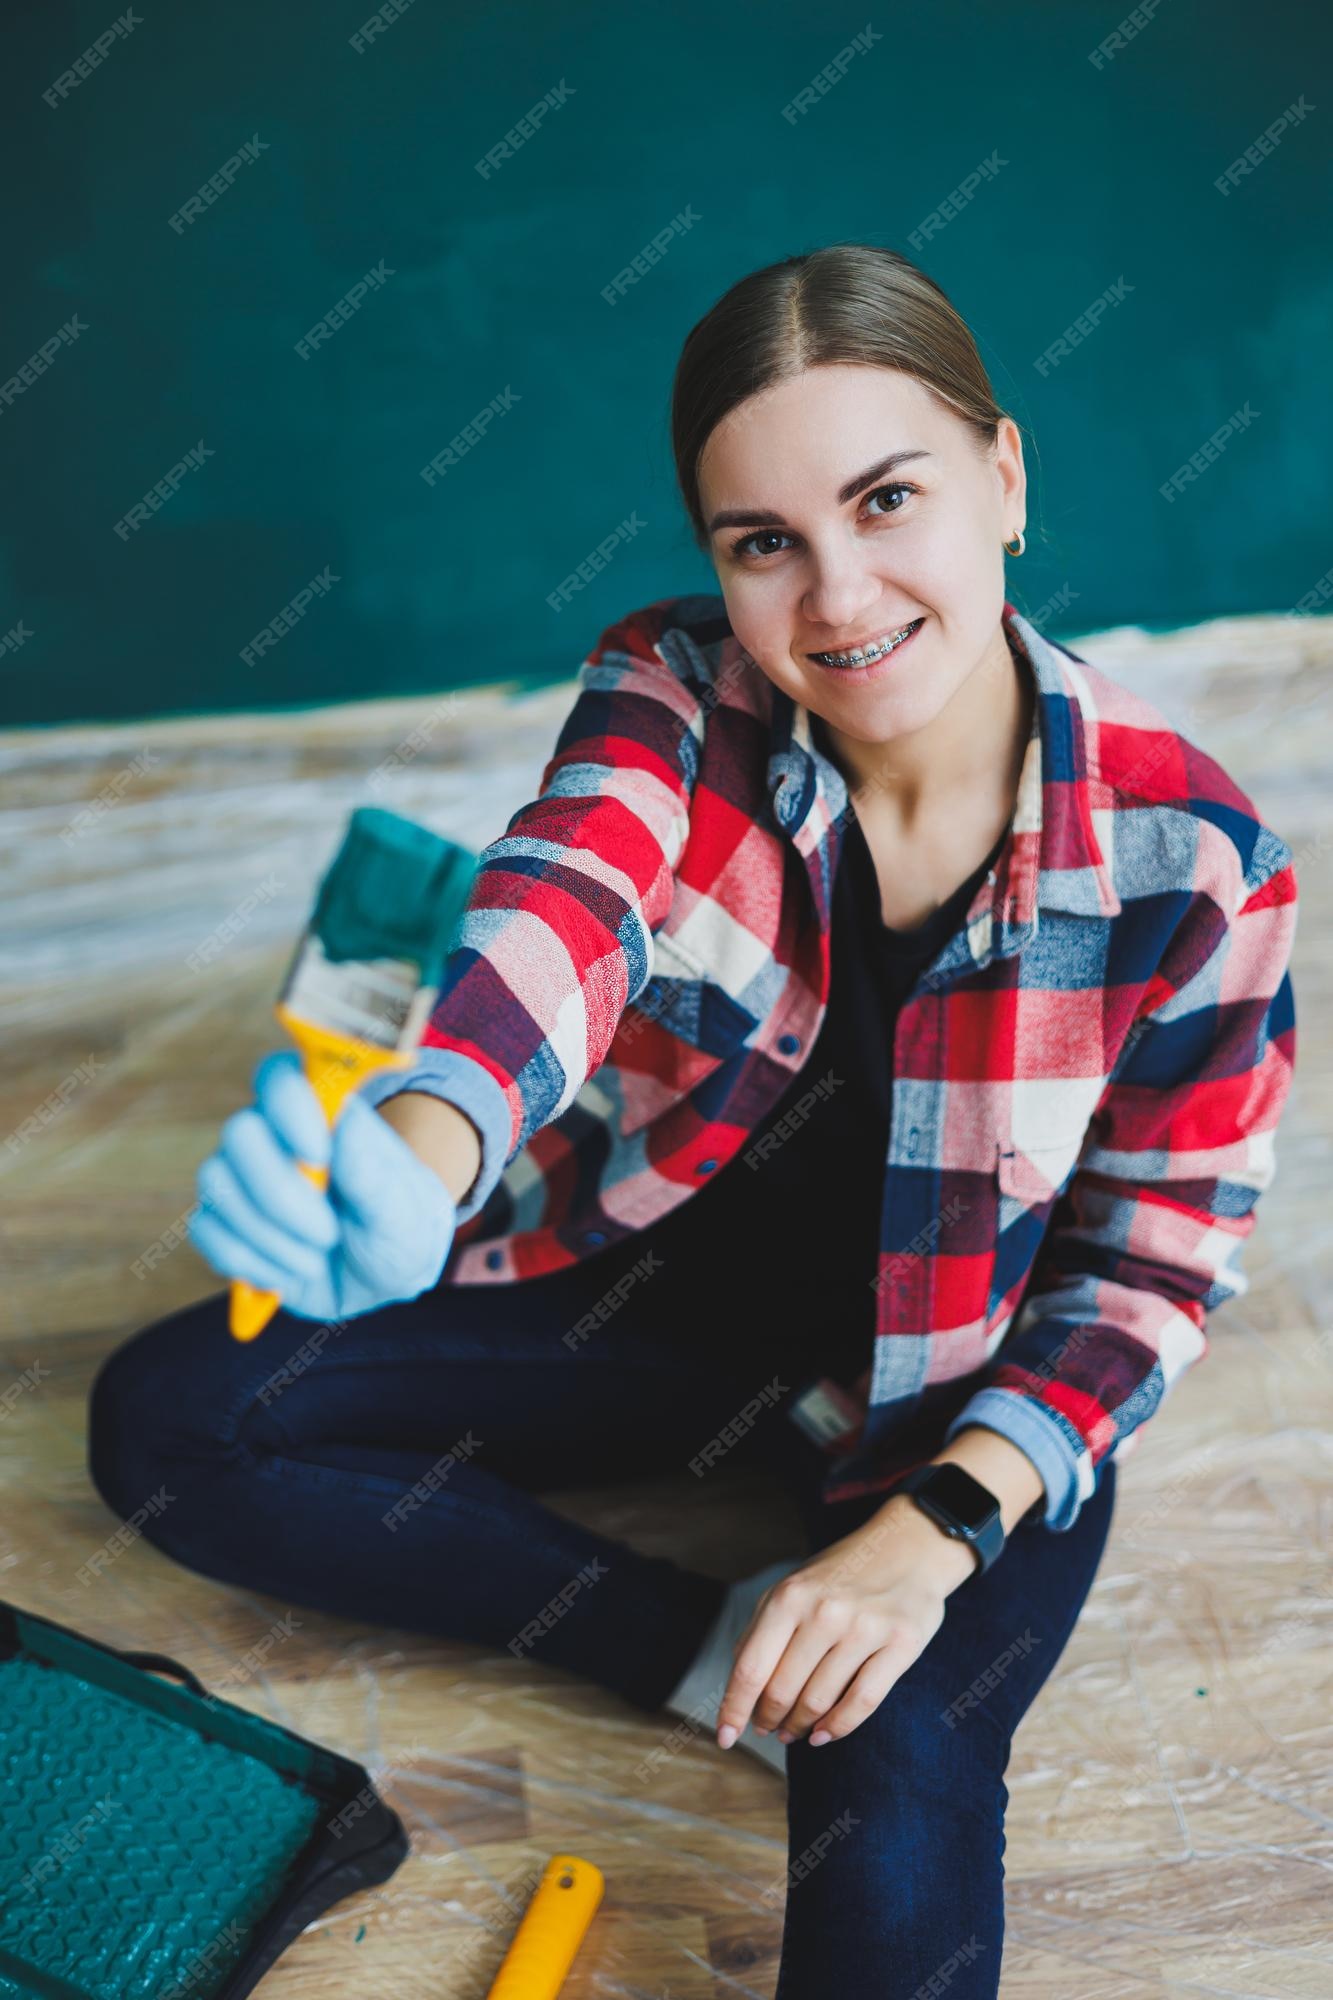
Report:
354,1048,513,1226
944,1387,1086,1532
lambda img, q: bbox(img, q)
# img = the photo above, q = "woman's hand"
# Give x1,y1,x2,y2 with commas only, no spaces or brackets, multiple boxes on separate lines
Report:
714,1498,976,1751
187,1050,459,1321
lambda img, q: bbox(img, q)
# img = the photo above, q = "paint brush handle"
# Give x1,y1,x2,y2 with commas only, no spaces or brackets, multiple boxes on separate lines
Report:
227,1008,412,1341
227,1158,329,1341
484,1855,605,1998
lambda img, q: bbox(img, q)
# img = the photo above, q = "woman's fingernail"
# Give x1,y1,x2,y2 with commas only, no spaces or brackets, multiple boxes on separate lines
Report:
776,1730,795,1745
809,1730,831,1746
752,1723,770,1736
717,1724,737,1749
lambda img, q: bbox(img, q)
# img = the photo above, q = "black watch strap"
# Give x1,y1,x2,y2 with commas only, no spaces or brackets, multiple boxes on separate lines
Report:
895,1463,1006,1575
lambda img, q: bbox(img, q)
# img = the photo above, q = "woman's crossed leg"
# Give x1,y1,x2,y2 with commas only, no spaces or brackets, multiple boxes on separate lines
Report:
85,1271,796,1713
771,1461,1118,1999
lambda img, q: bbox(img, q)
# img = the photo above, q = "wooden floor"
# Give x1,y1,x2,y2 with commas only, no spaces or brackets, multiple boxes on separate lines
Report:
2,614,1329,1996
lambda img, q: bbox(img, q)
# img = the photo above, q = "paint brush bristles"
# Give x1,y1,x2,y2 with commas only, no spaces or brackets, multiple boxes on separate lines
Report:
276,932,439,1053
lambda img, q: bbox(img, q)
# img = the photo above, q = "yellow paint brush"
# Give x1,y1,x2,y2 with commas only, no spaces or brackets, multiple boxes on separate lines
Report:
228,805,476,1342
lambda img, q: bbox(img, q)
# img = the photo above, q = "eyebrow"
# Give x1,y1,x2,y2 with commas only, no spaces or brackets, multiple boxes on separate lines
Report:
706,449,933,536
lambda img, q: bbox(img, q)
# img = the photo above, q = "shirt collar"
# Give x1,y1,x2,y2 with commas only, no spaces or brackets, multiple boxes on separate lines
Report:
759,602,1121,956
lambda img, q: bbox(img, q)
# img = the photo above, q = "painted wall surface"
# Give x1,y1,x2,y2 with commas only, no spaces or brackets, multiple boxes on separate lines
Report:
3,0,1329,726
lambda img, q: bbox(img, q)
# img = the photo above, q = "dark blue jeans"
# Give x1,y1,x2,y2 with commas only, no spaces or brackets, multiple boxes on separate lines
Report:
86,1255,1116,1999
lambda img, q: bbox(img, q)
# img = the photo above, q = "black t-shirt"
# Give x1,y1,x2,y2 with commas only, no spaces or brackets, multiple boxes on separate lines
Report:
637,790,1007,1390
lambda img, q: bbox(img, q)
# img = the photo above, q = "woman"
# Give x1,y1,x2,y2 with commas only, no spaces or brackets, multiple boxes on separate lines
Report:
88,243,1299,1995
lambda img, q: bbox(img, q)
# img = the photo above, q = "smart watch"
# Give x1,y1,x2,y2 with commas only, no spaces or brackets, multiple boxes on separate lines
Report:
894,1463,1006,1576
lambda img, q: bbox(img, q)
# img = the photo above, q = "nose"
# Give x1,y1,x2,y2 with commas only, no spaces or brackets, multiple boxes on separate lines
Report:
801,544,886,640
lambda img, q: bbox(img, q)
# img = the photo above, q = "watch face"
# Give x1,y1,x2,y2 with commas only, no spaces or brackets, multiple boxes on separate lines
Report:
921,1464,999,1534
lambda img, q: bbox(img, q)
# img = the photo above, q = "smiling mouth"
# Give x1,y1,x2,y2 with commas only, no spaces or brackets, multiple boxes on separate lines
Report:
807,618,924,667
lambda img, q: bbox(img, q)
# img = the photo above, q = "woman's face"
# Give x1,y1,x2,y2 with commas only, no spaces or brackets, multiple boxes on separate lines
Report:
697,364,1026,745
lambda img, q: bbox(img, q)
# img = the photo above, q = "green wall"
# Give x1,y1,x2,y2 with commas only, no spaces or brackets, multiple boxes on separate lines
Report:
3,0,1329,727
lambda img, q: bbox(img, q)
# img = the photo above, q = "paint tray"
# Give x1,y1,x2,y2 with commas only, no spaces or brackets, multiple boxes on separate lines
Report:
0,1598,410,1998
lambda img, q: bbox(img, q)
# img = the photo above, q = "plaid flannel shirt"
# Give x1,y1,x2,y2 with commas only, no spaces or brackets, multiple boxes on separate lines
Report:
358,595,1299,1531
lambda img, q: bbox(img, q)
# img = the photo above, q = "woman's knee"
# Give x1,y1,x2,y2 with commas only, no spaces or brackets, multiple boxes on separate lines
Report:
86,1290,242,1526
784,1678,1007,1949
793,1670,1011,1827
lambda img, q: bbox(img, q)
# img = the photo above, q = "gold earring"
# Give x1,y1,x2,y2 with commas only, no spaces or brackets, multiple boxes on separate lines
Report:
1004,528,1026,557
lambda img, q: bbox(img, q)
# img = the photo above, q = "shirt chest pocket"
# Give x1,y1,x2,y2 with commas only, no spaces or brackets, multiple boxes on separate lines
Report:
993,1066,1107,1209
610,925,761,1137
995,1128,1087,1207
630,925,761,1057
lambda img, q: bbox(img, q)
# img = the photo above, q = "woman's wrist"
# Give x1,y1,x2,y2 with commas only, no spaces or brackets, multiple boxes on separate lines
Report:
929,1425,1047,1534
875,1496,980,1596
865,1428,1049,1597
373,1090,484,1207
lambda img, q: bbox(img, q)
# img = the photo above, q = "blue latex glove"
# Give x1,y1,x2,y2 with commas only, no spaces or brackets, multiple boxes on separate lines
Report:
187,1050,458,1321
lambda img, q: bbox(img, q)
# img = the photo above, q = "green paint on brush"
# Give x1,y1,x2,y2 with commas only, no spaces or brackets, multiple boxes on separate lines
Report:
309,806,477,986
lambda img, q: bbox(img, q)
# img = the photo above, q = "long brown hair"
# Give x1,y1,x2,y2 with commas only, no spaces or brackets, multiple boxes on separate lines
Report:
670,241,1022,553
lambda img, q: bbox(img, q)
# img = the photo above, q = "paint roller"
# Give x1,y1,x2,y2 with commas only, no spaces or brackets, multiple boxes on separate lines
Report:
484,1854,606,1997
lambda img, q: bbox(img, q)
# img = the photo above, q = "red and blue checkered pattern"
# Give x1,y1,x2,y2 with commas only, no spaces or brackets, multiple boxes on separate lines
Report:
358,596,1299,1530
